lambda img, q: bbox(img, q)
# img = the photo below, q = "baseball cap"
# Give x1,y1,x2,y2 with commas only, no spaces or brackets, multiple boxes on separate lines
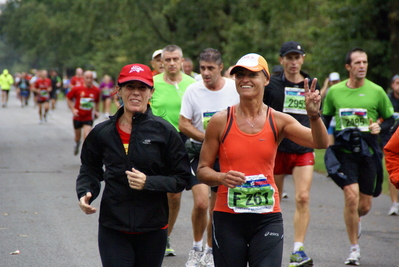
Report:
117,64,153,87
279,41,305,57
230,53,270,77
152,49,163,60
329,72,340,82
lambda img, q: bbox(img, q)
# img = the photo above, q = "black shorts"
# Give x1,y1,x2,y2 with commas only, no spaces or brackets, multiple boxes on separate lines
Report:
2,89,9,95
185,140,219,192
331,150,377,195
73,120,93,129
212,211,283,267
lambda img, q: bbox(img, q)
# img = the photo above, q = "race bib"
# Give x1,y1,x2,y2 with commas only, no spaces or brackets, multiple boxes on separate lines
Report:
283,87,306,114
40,90,49,98
227,174,275,214
202,111,217,130
339,108,369,132
393,112,399,121
79,97,94,110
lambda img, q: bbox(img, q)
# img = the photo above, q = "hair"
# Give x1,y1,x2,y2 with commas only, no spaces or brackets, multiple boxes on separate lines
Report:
162,44,183,59
345,48,366,65
199,48,222,65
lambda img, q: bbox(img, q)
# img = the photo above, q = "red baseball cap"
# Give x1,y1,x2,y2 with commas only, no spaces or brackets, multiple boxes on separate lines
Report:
117,64,153,87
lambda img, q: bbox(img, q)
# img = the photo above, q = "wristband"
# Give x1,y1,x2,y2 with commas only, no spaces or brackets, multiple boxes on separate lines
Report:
308,112,321,119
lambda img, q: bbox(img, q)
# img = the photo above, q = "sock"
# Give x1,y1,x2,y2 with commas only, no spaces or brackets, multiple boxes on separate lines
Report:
350,244,360,252
204,244,212,252
193,240,203,251
293,242,304,252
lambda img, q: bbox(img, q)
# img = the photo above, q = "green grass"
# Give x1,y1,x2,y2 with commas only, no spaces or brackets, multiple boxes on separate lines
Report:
314,149,390,195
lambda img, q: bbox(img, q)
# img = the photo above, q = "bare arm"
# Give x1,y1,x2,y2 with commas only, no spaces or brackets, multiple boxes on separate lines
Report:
196,111,246,188
178,115,205,142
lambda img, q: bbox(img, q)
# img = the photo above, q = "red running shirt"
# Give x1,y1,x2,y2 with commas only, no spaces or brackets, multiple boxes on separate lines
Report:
67,85,100,121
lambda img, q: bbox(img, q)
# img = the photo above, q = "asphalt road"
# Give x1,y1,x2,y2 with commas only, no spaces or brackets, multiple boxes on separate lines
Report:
1,91,398,267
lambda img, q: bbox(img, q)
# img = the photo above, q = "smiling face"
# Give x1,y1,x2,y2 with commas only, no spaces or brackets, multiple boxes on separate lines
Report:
234,68,269,99
117,81,154,114
346,51,368,81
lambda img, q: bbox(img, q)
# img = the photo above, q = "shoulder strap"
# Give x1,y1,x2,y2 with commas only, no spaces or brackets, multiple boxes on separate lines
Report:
267,106,278,142
221,106,234,144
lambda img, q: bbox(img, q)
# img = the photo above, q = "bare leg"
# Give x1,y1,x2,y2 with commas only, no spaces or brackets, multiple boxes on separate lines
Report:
292,165,313,243
167,192,182,237
206,190,216,248
191,184,209,243
274,174,285,201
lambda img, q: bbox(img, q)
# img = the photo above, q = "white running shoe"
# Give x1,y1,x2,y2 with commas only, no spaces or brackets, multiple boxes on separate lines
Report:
185,247,203,267
345,250,360,266
388,204,399,216
199,249,214,267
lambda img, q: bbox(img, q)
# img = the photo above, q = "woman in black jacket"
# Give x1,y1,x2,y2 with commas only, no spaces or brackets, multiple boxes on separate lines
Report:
76,63,191,267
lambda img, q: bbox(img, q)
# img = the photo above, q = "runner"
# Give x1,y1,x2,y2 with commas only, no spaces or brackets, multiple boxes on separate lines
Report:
32,70,52,123
179,48,239,267
263,41,320,267
150,44,196,256
197,53,328,267
66,70,100,156
323,47,394,265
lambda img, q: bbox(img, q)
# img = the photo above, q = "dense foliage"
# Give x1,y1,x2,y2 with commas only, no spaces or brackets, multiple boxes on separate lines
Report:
0,0,398,88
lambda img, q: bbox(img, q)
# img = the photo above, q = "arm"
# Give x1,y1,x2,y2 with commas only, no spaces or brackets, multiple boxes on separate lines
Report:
384,127,399,189
178,115,205,142
76,129,104,214
277,78,329,149
319,77,329,100
197,111,246,188
66,97,79,117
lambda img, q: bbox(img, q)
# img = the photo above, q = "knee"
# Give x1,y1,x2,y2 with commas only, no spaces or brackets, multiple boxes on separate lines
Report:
358,202,371,216
295,192,310,207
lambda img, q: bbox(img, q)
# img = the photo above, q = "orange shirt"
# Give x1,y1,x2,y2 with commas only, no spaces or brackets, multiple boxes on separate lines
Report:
215,105,281,214
384,127,399,189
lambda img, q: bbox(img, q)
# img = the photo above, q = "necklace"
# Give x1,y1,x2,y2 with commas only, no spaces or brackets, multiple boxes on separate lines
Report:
242,109,263,128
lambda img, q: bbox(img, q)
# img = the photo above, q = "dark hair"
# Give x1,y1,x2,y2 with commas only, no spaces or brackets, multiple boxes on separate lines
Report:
117,81,153,89
345,48,366,65
199,48,222,65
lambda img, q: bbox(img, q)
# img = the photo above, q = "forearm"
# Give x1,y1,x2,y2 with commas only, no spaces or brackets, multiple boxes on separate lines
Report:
309,115,329,149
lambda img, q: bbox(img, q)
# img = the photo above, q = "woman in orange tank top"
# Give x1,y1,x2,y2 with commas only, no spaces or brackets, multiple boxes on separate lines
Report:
197,53,329,267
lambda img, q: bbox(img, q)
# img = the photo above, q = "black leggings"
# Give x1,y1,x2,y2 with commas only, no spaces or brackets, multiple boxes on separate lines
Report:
212,211,284,267
98,224,167,267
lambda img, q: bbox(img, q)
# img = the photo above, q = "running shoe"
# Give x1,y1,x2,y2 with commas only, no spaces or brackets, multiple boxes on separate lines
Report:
185,247,203,267
164,237,176,256
282,192,288,199
199,249,214,267
289,246,313,267
345,250,360,266
388,204,399,216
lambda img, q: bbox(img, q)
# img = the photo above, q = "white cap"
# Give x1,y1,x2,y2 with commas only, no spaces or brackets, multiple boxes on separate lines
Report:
152,49,163,60
329,72,340,81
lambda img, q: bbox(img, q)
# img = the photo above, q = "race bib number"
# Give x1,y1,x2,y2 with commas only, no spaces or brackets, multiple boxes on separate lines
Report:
102,88,111,96
227,174,275,214
40,90,49,98
283,87,306,114
79,97,94,110
339,108,369,132
393,112,399,121
202,111,217,130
